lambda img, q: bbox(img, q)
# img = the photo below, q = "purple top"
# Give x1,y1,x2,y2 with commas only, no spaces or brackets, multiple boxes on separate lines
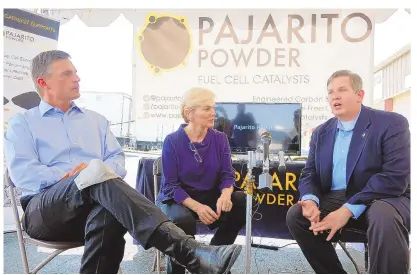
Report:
157,124,235,204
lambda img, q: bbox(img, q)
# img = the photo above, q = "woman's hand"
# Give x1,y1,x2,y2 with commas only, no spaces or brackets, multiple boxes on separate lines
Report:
216,193,233,216
195,204,219,225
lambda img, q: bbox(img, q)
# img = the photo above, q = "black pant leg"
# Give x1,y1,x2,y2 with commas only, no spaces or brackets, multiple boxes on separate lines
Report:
366,201,409,274
286,191,348,274
158,201,198,274
24,175,170,273
23,175,92,242
80,205,128,273
209,191,246,245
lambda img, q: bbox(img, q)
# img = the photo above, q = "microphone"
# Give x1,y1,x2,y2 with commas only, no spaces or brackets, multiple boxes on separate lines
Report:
259,132,273,191
260,132,272,161
278,151,286,173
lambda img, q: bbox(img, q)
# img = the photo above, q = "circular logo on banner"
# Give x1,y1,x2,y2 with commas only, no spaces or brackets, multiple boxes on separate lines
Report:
136,13,193,75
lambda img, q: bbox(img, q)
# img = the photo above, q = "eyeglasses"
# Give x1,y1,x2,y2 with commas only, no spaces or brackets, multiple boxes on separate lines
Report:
189,142,202,163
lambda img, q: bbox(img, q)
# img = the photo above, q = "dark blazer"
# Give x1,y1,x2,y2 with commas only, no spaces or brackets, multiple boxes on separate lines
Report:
299,105,410,230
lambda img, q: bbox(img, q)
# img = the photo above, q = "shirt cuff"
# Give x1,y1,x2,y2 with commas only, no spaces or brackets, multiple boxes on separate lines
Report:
173,188,190,204
301,194,320,207
219,179,234,192
343,203,367,219
104,160,127,179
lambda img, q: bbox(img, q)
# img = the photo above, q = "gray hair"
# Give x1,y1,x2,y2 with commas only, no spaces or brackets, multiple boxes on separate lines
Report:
327,70,363,93
31,50,71,95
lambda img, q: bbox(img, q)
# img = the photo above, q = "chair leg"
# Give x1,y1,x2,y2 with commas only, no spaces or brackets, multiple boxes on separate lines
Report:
31,249,66,274
152,249,161,273
409,248,411,273
18,236,30,274
364,243,369,272
9,185,29,274
338,241,361,274
156,250,160,273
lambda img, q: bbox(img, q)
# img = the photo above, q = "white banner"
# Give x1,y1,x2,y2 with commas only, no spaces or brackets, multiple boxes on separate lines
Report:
3,9,60,228
3,9,60,124
133,10,374,151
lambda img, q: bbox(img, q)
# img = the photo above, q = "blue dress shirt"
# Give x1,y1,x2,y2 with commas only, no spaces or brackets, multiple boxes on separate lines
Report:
4,100,126,196
302,109,366,219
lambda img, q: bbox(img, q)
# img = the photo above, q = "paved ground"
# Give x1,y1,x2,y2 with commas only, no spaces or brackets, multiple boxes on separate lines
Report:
4,152,367,274
4,232,367,274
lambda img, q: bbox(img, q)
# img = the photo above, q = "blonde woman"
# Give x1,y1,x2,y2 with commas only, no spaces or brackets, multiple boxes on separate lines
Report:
157,87,246,274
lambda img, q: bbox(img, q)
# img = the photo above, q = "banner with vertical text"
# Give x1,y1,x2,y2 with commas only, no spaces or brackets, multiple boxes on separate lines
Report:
3,8,60,124
3,9,60,211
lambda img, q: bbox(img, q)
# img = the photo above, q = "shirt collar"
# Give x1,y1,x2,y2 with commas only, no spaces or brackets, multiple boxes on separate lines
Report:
39,100,83,116
337,105,361,132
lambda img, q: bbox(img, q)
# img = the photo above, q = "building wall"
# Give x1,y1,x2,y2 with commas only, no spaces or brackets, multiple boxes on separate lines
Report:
372,100,385,111
75,92,133,137
373,45,410,121
373,45,410,102
393,91,410,120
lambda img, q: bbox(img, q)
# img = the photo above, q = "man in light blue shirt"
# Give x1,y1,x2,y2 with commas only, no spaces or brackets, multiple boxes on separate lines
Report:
4,50,241,274
286,70,410,273
5,99,127,196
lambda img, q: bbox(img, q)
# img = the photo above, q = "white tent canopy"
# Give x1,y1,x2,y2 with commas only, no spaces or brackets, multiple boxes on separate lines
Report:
40,9,405,27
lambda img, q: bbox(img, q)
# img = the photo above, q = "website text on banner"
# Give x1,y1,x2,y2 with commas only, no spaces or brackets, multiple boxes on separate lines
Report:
133,10,374,152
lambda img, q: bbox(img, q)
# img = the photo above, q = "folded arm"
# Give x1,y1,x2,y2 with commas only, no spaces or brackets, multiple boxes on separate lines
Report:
102,120,127,178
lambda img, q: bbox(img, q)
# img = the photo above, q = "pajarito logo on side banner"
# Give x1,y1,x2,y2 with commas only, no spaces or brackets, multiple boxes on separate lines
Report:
3,30,36,43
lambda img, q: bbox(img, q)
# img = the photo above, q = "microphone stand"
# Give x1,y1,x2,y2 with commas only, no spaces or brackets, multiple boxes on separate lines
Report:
247,133,284,256
244,133,284,272
244,150,256,274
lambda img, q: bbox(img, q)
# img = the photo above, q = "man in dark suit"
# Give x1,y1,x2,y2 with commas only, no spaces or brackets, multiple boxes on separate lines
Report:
286,70,410,273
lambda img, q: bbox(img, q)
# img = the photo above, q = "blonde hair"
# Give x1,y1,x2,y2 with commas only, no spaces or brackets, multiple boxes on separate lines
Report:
180,87,216,123
327,70,363,93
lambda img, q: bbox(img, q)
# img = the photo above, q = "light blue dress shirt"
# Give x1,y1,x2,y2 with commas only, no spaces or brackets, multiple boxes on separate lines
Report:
4,100,126,196
302,109,366,219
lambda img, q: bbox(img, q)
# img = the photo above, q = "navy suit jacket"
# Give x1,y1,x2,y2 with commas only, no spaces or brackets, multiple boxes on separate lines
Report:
299,105,410,230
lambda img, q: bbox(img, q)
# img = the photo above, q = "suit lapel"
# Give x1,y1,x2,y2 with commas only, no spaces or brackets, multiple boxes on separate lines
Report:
319,119,337,190
346,106,371,184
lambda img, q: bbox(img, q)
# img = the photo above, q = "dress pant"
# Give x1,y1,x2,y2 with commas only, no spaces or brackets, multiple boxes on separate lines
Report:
286,190,410,274
22,174,169,274
158,191,246,274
